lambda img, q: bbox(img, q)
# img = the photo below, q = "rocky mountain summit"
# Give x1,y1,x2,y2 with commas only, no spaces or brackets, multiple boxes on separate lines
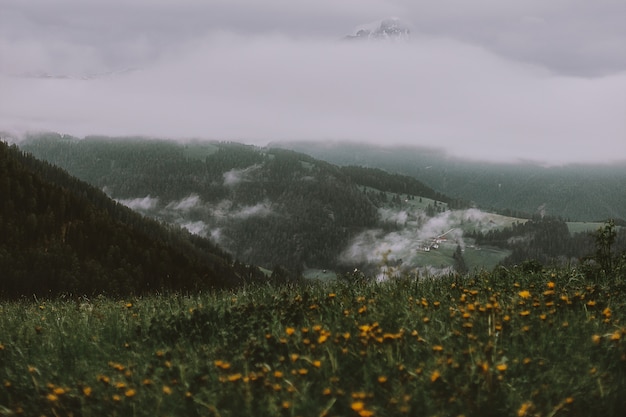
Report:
345,18,410,41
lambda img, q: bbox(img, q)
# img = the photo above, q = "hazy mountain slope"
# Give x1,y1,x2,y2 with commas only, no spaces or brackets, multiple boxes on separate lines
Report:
0,141,248,297
19,134,384,271
271,141,626,222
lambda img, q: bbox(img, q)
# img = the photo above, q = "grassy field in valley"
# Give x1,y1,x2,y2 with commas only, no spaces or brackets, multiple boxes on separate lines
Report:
1,269,625,417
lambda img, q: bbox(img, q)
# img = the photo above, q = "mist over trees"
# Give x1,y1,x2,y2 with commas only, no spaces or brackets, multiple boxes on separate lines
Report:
9,133,626,289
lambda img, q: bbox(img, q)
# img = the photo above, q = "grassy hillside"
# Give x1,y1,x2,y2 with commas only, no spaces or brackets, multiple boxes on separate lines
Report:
1,268,624,416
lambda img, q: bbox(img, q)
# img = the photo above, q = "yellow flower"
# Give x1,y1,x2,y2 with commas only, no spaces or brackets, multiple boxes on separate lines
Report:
518,290,531,299
46,393,58,402
162,385,172,395
351,401,365,412
83,386,92,397
285,327,295,336
546,281,555,289
430,370,441,382
496,363,508,372
274,371,283,378
610,331,621,341
318,334,328,344
312,360,322,368
359,410,374,417
227,373,243,382
282,401,291,409
519,310,530,317
432,345,444,352
377,376,387,384
517,401,533,416
53,387,66,395
125,389,136,398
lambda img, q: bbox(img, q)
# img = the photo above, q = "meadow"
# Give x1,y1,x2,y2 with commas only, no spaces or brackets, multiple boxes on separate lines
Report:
1,269,625,417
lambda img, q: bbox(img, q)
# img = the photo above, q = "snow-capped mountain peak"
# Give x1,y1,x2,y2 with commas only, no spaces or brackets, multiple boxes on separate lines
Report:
345,18,410,42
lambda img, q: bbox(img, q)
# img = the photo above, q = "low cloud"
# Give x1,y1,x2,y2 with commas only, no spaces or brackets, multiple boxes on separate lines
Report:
166,194,201,212
223,165,262,187
116,196,159,211
231,202,273,219
1,30,624,165
340,207,511,276
180,220,207,237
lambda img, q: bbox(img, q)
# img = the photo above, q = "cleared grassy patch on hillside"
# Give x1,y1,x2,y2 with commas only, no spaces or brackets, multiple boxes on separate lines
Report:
1,270,624,416
567,222,611,235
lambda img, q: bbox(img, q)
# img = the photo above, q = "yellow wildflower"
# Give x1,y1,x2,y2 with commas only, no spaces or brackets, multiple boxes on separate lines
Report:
162,385,172,395
285,327,295,336
517,401,533,417
351,401,365,412
518,290,531,299
430,370,441,382
125,389,136,398
227,373,243,382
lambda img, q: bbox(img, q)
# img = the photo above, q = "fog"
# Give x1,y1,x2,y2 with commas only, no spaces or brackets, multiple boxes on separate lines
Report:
2,1,625,164
115,193,274,248
340,207,514,278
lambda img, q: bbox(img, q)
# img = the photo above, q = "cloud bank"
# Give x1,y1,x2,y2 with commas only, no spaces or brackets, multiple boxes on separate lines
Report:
1,1,625,164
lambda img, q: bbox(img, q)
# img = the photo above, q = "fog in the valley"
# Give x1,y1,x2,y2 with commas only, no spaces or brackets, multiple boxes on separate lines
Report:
2,0,625,165
340,207,512,279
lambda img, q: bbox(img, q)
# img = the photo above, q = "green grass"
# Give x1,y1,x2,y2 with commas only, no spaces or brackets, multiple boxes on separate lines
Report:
1,270,625,417
567,222,611,235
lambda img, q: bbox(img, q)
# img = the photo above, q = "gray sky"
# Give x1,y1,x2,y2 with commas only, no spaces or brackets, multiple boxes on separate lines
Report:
1,0,625,164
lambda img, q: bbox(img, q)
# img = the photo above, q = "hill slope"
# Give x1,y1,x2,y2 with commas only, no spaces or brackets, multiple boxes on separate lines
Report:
272,141,626,222
0,141,252,297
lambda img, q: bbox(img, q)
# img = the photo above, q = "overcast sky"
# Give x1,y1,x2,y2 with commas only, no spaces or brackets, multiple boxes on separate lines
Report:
1,0,625,164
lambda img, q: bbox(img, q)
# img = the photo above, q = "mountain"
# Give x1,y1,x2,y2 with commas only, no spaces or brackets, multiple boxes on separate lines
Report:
344,18,410,42
270,141,626,222
0,141,257,298
17,133,471,274
16,133,621,279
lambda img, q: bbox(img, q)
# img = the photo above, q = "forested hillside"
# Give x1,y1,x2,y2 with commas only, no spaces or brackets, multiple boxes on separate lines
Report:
16,133,624,278
274,141,626,222
19,134,390,271
0,141,258,297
